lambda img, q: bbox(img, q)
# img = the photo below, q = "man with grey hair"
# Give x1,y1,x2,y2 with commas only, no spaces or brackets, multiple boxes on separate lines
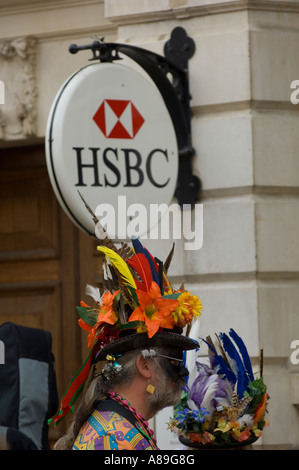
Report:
55,344,192,450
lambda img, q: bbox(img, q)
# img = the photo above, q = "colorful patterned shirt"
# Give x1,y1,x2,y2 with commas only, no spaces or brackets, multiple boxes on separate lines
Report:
73,408,154,450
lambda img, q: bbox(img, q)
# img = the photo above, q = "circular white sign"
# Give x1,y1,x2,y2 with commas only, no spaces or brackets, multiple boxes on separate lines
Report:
45,62,178,240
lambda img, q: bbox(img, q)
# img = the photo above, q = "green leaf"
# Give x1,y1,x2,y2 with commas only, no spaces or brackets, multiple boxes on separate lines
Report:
127,285,138,304
112,292,121,310
244,377,268,412
120,321,142,329
162,293,181,300
76,306,97,327
174,390,189,414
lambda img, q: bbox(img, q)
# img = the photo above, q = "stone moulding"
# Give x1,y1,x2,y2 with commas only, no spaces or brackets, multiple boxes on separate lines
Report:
0,36,38,141
104,0,299,24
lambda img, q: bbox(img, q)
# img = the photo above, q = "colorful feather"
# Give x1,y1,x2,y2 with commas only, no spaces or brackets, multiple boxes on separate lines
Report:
219,332,249,398
78,191,119,253
163,272,173,293
154,257,164,293
164,242,175,274
189,363,233,415
118,241,135,260
126,253,153,292
201,337,236,385
131,237,160,285
85,284,103,304
201,331,255,399
97,246,136,290
102,259,116,292
229,328,254,382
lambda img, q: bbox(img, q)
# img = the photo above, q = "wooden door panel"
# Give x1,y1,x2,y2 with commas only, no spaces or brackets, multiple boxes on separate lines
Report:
0,284,62,369
0,145,100,440
0,161,59,261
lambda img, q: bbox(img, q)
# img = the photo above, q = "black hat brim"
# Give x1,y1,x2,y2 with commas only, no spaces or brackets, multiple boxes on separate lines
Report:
96,331,199,360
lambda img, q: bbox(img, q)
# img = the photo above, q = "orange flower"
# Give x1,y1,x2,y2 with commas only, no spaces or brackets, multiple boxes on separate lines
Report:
78,301,97,348
231,427,251,442
253,393,268,424
78,318,96,348
78,293,119,348
190,432,215,445
129,281,178,338
95,290,119,328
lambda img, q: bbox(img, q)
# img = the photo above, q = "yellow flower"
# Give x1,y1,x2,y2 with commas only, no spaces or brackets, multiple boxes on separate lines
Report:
172,291,202,327
229,420,240,432
214,418,230,433
202,420,210,431
136,323,148,334
251,425,262,437
230,422,242,438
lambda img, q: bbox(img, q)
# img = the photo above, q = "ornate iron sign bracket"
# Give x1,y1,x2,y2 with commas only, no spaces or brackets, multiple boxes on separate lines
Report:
69,27,201,207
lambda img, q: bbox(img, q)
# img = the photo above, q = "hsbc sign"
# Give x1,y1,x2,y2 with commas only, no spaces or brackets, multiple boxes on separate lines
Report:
93,99,145,139
46,62,178,238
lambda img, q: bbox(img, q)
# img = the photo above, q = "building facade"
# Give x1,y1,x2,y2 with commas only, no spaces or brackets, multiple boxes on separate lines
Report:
0,0,299,448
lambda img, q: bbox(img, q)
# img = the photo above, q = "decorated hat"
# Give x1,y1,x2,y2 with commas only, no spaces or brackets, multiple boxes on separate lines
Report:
50,198,202,426
168,329,269,448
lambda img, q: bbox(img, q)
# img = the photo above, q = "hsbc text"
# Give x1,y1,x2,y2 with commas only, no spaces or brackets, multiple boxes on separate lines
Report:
73,146,171,188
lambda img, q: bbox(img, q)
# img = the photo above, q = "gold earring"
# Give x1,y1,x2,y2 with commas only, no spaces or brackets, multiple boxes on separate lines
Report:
146,384,155,394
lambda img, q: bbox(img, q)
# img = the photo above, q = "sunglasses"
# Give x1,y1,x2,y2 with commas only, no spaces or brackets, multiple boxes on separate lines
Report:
141,349,189,379
157,353,184,368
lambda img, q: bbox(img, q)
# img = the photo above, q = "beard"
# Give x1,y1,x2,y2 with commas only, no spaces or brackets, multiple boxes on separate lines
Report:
147,372,184,417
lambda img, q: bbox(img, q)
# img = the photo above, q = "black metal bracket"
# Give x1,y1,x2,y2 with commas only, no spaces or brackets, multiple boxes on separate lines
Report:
69,27,201,207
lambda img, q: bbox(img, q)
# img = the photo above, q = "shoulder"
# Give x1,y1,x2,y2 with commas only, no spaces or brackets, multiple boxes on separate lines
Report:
73,409,152,450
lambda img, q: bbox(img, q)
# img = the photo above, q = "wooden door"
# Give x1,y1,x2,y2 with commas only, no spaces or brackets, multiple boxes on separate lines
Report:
0,144,100,442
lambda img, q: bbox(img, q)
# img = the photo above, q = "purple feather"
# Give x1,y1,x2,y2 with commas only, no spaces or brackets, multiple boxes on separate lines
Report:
189,363,233,415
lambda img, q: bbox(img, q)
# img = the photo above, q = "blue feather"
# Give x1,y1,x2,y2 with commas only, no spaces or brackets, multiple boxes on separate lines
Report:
229,328,254,382
201,337,236,385
219,332,248,397
131,237,160,285
154,257,164,293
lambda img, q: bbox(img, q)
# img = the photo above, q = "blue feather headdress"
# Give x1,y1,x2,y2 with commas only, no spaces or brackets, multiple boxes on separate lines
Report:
169,329,269,448
204,328,254,397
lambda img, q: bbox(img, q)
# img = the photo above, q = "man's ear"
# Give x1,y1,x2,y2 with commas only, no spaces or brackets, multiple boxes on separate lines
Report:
136,354,152,379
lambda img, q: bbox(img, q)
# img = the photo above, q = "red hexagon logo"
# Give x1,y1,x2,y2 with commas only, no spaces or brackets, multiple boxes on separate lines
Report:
93,99,145,139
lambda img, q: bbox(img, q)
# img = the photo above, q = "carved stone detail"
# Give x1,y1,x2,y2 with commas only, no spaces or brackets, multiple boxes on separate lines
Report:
0,36,38,140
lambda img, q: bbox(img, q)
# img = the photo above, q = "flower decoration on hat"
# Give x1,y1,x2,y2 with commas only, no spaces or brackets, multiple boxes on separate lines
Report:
129,282,179,338
168,329,269,448
172,290,202,328
77,237,202,346
77,289,120,348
